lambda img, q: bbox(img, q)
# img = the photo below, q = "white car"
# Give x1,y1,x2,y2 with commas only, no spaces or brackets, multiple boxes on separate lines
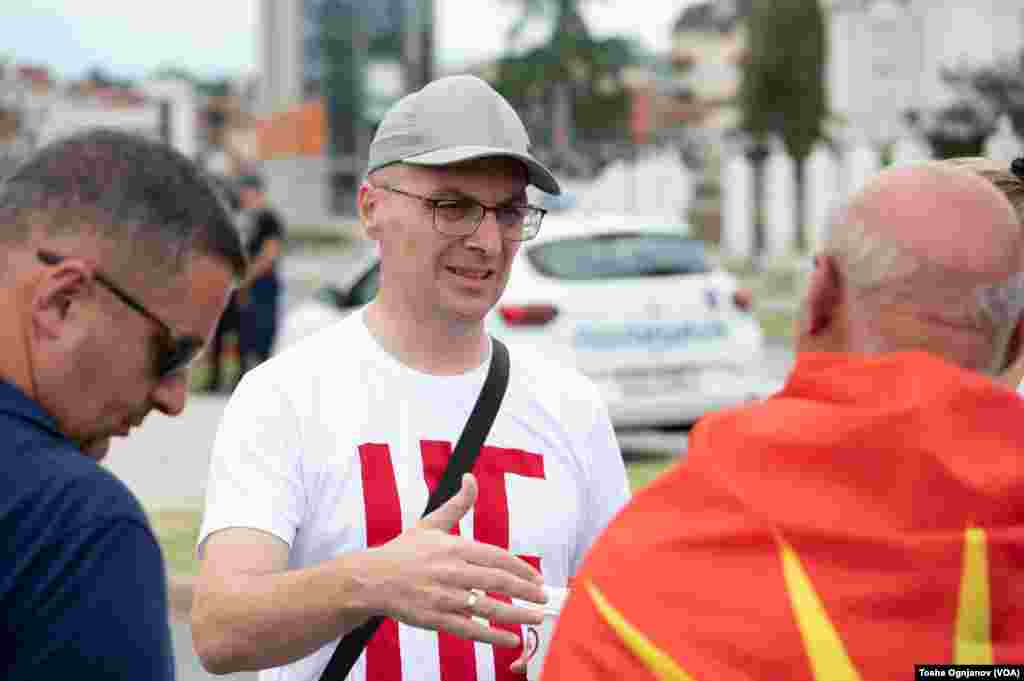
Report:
278,214,770,428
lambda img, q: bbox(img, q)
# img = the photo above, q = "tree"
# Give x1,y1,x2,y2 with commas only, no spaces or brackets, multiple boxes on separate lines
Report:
938,51,1024,149
738,0,828,255
495,0,634,177
85,66,135,89
915,99,998,160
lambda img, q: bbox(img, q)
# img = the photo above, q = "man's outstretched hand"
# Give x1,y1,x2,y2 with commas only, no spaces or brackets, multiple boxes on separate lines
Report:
360,473,547,648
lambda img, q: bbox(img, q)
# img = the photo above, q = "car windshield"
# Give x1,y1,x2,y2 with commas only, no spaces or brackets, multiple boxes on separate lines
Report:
527,232,709,280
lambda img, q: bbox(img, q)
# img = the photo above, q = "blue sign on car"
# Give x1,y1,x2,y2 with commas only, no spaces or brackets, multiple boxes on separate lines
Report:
573,319,729,352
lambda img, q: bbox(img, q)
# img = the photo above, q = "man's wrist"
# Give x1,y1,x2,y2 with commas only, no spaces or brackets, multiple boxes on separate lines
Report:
328,550,385,622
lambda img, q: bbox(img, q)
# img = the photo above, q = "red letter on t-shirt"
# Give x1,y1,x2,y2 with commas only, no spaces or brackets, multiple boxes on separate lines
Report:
422,441,545,680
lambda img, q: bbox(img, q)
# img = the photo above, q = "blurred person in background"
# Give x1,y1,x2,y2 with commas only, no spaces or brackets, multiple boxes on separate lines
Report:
542,159,1024,680
191,75,629,681
0,128,245,679
205,281,244,392
235,172,286,375
204,171,245,394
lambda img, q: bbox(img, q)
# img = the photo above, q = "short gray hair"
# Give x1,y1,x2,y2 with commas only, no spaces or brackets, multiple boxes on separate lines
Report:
823,215,1024,373
0,128,247,279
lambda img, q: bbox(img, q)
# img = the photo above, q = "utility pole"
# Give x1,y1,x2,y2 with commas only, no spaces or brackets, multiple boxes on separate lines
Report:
320,0,367,215
402,0,435,92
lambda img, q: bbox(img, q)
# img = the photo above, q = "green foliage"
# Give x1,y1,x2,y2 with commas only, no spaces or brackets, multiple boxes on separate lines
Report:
86,66,135,89
739,0,828,162
494,0,634,144
150,65,196,84
504,0,596,44
739,0,828,252
919,100,997,159
626,459,675,492
150,509,202,577
942,50,1024,141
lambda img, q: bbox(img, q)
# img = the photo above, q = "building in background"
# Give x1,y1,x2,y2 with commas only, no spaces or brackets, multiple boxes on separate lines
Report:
670,0,751,132
0,63,202,179
670,0,1023,249
671,0,1024,147
255,0,434,227
261,0,304,115
0,64,55,175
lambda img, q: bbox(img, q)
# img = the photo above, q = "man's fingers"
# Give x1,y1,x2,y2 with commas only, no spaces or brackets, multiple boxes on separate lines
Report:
443,563,546,605
465,594,544,628
429,612,522,648
434,586,543,627
419,473,477,532
457,540,545,587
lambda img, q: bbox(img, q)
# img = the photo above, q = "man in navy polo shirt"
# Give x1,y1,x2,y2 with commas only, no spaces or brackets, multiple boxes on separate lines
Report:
0,129,246,679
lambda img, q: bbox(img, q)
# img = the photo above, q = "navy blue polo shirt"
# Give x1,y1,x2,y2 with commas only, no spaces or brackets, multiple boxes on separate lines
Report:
0,380,174,680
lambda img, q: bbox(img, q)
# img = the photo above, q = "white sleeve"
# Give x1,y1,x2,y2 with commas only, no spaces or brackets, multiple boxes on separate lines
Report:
570,396,630,573
197,369,307,556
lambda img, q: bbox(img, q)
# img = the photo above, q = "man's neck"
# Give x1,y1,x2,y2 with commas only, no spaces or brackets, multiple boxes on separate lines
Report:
0,287,36,399
363,295,490,375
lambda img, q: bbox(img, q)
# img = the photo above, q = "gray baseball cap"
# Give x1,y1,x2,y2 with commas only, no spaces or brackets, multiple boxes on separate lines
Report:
367,75,561,195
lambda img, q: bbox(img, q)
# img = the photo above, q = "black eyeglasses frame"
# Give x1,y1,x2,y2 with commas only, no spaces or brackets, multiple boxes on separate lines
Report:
37,249,204,378
370,183,547,241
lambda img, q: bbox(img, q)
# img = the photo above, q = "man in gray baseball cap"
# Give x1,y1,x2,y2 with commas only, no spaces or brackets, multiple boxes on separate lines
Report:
367,74,561,195
193,73,629,681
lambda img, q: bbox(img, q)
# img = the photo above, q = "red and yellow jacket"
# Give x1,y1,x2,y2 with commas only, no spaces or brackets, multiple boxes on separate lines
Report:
543,352,1024,680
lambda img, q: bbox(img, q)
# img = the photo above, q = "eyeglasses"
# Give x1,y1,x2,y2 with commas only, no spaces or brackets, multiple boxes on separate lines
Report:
371,184,546,241
37,250,204,378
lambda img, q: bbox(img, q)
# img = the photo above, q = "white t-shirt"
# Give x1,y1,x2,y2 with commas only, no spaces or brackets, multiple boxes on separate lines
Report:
199,311,630,681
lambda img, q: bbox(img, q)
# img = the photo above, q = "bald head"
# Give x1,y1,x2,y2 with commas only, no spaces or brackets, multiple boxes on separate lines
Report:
802,162,1024,374
841,163,1021,278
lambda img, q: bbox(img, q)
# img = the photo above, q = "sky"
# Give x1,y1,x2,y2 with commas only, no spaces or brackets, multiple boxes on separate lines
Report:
2,0,700,82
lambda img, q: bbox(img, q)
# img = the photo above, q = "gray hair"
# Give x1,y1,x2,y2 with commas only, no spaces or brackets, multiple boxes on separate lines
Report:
0,128,247,279
822,216,1024,373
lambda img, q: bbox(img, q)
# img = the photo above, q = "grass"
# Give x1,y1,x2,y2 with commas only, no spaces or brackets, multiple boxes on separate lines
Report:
718,257,802,344
625,458,675,492
150,457,677,578
287,224,362,249
755,306,797,344
151,509,204,578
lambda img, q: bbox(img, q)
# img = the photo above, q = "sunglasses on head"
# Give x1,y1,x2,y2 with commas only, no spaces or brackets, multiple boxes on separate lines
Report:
37,250,204,378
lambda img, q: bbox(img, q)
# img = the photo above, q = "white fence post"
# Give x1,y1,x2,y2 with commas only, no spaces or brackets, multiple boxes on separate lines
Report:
716,132,943,261
142,78,198,159
891,135,932,166
806,143,839,253
765,145,796,258
844,142,881,200
722,151,754,259
985,115,1021,165
571,151,694,219
632,149,693,220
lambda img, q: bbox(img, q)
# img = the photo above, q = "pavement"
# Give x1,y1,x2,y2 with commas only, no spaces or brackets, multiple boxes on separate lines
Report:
171,618,257,681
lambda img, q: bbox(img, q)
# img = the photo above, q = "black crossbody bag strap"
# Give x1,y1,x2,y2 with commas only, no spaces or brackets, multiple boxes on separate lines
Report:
319,338,510,681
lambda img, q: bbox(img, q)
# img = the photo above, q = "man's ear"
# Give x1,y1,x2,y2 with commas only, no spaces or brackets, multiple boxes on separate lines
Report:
31,262,93,339
358,182,382,240
801,254,843,337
